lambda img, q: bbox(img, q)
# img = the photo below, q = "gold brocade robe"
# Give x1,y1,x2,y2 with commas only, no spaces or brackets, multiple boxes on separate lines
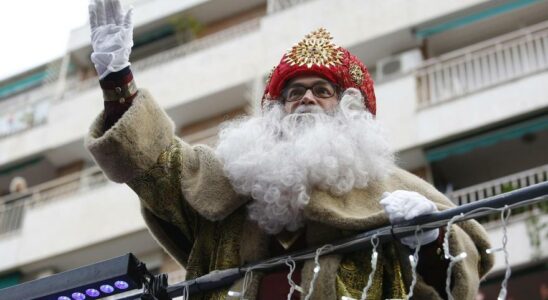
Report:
85,90,494,300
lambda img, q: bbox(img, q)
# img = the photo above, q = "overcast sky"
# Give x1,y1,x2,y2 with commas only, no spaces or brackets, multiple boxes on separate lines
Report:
0,0,90,81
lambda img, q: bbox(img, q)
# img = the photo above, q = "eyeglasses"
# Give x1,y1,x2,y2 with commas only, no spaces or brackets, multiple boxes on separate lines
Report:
282,81,338,102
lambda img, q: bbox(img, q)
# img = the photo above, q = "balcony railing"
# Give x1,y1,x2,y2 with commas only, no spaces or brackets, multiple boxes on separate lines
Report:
447,164,548,206
416,20,548,107
60,18,261,100
0,166,107,236
0,123,220,237
0,85,53,139
267,0,315,14
0,97,50,139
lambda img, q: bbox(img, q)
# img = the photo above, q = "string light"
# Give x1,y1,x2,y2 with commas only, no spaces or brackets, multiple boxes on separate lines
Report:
406,227,424,300
496,206,512,300
180,283,189,300
359,233,379,300
285,257,304,299
338,201,526,300
227,290,241,297
227,270,253,299
485,247,503,254
303,244,333,300
233,200,526,300
443,213,467,300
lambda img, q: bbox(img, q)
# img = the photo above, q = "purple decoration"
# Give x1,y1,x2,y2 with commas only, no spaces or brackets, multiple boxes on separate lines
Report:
58,297,71,300
85,289,100,297
71,292,86,300
114,280,129,290
100,285,114,294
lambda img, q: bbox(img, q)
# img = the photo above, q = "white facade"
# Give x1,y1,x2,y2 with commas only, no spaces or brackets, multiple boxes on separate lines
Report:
1,0,547,295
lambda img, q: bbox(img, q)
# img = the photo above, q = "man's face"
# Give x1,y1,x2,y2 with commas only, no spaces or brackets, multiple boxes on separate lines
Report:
282,76,339,114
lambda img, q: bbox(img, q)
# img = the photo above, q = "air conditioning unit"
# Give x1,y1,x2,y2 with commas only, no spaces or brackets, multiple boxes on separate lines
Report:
375,49,423,82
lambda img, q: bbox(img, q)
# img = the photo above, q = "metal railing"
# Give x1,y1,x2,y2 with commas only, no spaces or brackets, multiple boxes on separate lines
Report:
0,85,54,139
267,0,315,14
0,123,220,237
0,166,108,236
447,164,548,206
416,20,548,107
133,18,260,72
0,14,258,140
60,18,261,100
0,97,50,139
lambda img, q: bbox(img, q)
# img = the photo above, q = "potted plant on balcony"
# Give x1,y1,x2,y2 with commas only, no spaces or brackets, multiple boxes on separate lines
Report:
169,14,202,45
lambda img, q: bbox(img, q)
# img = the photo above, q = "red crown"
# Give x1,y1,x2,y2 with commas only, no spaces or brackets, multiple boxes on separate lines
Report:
263,28,376,115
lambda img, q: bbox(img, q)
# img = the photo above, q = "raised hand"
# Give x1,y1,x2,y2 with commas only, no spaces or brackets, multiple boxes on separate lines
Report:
88,0,134,79
380,190,440,248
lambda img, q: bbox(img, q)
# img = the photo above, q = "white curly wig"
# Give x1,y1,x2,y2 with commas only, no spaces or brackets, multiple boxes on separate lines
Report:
215,88,394,234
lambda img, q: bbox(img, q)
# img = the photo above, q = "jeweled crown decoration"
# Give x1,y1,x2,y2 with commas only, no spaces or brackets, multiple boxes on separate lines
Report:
284,28,344,68
349,63,364,86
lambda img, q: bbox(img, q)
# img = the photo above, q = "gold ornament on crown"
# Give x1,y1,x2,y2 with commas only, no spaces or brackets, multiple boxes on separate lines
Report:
284,28,344,68
349,63,364,86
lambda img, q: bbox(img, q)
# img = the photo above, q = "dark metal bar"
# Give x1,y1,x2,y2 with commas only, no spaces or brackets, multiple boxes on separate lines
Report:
397,181,548,228
157,181,548,299
36,182,547,300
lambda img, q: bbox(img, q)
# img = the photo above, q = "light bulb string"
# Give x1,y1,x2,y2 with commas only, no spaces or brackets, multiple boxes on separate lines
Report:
225,197,544,300
285,257,304,299
303,244,333,300
360,233,379,300
406,227,424,300
496,206,512,300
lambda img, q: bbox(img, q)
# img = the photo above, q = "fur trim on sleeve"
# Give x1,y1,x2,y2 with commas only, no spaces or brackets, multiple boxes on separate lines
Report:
179,143,248,221
85,89,175,183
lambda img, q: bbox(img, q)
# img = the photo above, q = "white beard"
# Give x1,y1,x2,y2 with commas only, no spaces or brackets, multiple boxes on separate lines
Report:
215,88,395,234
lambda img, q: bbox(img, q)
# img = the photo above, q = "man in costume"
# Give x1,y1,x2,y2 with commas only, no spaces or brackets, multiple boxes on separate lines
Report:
85,1,493,299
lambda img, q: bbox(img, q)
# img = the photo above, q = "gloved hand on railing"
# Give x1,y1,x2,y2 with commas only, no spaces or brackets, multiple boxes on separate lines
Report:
88,0,134,79
380,190,440,248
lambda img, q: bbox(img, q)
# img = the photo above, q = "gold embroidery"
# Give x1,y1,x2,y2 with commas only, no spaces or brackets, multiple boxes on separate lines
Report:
337,248,383,299
127,140,246,300
384,243,407,298
285,28,344,68
336,243,408,299
128,140,410,300
349,63,364,86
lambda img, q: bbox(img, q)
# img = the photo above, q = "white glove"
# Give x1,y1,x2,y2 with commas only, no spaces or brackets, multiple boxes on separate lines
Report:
380,190,439,248
88,0,134,79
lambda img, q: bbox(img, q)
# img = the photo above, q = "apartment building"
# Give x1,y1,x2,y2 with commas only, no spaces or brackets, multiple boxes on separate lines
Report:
0,0,547,298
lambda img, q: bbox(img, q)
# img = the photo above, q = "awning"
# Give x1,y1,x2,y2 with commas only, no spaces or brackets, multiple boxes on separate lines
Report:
0,157,43,176
415,0,540,38
0,272,20,289
426,115,548,162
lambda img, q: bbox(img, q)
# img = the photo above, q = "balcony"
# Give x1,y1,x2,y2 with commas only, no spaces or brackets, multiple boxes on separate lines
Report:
0,0,271,142
444,165,548,271
446,164,548,206
0,166,108,237
0,85,53,140
416,20,548,107
61,17,262,101
0,165,157,273
60,0,315,101
266,0,313,14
